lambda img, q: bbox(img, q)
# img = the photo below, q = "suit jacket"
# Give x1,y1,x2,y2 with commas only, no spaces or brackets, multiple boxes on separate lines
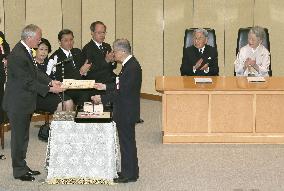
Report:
82,40,117,83
180,44,219,76
3,42,50,114
0,31,10,84
49,48,84,82
101,56,142,124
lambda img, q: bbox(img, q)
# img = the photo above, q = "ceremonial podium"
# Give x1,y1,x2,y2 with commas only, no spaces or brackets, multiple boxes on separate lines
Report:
156,76,284,144
45,109,119,184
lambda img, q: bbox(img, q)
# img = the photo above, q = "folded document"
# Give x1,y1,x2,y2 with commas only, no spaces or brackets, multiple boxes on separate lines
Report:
247,77,266,82
194,77,212,84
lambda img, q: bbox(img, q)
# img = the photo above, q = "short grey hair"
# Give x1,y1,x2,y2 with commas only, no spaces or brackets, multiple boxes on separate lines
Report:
21,24,40,40
193,28,208,38
113,39,131,54
249,26,265,41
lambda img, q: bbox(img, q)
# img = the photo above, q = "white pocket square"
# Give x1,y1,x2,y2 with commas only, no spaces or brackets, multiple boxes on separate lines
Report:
208,57,211,60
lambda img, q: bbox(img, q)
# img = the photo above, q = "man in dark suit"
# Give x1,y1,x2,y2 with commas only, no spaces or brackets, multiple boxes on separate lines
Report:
81,21,116,84
48,29,89,106
2,24,64,181
180,28,219,76
92,39,142,183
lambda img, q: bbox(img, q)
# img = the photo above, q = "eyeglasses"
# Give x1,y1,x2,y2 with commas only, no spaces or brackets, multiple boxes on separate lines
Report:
113,49,120,53
193,37,206,41
95,31,107,35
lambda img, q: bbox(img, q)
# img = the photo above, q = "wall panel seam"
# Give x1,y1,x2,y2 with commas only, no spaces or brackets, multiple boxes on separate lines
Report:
3,0,5,34
162,0,164,75
61,0,63,30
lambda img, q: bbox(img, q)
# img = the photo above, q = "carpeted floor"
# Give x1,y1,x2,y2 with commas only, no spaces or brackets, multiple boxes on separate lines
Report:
1,99,284,191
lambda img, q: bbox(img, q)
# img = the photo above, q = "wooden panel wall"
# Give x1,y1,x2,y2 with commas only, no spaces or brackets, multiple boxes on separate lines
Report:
254,0,284,76
0,0,4,31
26,0,62,52
81,0,115,48
164,0,193,76
62,0,82,48
1,0,284,95
133,0,163,94
3,0,25,48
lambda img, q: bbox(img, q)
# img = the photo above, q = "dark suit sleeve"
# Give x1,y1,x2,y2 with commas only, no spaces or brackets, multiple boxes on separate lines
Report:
37,67,51,85
8,54,50,97
104,44,117,70
101,83,118,105
72,48,85,68
207,47,219,76
101,63,140,105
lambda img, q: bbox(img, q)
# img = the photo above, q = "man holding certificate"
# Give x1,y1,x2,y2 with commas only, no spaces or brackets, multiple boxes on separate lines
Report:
91,39,141,183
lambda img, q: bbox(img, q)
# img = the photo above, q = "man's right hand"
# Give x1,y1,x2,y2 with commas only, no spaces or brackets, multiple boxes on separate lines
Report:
80,60,92,76
49,86,65,94
193,58,203,70
93,83,106,90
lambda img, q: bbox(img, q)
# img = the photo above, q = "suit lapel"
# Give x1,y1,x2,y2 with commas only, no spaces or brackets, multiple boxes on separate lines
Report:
91,40,105,57
57,48,67,61
19,42,34,62
18,43,36,73
119,57,132,77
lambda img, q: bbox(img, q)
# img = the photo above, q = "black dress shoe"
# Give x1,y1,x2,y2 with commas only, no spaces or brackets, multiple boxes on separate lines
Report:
0,154,6,160
15,173,35,181
113,176,138,183
27,169,41,176
136,118,144,124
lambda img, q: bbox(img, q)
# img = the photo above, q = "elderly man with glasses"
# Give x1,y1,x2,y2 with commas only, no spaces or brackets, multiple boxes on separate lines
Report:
180,28,219,76
81,21,116,84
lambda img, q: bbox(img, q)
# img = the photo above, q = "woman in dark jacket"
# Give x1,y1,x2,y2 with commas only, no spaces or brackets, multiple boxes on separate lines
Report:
0,31,10,160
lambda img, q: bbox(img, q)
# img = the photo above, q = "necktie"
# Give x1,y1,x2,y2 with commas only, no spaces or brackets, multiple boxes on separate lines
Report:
99,45,105,55
29,49,33,59
199,49,202,54
68,52,75,68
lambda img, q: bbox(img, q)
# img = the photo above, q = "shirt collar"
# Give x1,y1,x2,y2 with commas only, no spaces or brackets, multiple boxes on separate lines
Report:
60,47,71,57
200,46,205,53
20,40,31,53
92,39,102,48
251,44,260,53
122,55,132,67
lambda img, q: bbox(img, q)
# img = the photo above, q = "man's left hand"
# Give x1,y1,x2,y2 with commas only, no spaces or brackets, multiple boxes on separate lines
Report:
105,51,114,63
200,63,209,71
51,80,62,88
91,95,101,104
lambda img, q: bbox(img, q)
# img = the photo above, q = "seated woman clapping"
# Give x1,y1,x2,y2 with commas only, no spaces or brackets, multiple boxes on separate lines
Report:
234,26,270,77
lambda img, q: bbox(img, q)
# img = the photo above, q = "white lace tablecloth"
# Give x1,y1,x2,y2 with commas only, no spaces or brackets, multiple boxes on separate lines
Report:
45,120,119,184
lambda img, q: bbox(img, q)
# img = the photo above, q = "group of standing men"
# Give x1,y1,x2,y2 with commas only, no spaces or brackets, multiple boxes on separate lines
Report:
2,21,141,183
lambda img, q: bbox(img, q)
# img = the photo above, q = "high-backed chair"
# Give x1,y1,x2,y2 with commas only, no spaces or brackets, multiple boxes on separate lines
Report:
183,28,217,50
236,27,272,76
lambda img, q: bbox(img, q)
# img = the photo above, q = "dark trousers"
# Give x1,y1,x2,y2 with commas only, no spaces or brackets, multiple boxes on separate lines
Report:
116,119,139,178
7,112,31,177
0,82,4,124
65,89,90,106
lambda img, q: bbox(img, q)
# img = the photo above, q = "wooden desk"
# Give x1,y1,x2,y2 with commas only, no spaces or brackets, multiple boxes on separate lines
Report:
156,76,284,144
